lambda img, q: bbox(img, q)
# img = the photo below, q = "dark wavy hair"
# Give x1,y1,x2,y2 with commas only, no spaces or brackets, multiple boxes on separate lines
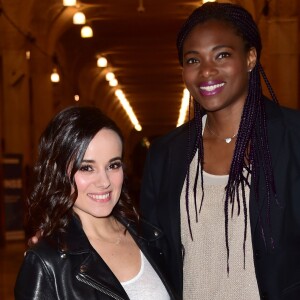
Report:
177,2,278,272
27,106,139,237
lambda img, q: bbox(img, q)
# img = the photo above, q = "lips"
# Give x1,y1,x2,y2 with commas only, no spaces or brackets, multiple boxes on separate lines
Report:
199,81,225,96
88,192,111,202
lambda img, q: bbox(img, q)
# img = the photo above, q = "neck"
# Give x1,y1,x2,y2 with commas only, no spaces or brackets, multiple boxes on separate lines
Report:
73,209,122,238
205,110,241,136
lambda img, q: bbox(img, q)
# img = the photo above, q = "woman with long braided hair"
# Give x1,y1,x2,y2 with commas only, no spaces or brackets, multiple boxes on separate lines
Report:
141,2,300,299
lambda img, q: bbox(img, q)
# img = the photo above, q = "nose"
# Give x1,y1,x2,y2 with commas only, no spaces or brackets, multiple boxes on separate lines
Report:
199,60,217,78
94,170,110,188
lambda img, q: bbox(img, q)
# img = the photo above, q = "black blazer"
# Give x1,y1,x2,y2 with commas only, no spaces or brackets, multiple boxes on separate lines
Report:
14,216,177,300
140,99,300,300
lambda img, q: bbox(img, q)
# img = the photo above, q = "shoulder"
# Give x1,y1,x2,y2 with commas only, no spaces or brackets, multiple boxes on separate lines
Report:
25,237,61,265
119,216,164,241
264,98,300,135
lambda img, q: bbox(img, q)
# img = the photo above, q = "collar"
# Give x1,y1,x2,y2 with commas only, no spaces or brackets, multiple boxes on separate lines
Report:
57,214,164,254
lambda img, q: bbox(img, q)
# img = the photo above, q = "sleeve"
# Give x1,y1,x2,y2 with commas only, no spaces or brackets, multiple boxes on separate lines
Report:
14,250,57,300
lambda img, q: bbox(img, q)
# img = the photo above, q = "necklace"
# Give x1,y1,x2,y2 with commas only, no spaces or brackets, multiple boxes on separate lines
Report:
206,121,238,144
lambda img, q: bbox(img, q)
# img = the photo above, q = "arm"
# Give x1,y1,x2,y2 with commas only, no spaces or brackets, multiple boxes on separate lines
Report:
14,250,57,300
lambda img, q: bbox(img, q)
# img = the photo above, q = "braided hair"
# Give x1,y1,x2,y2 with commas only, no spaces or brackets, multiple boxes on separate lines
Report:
177,2,278,273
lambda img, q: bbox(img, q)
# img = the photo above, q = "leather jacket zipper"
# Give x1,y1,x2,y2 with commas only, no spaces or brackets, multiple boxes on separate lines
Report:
76,273,126,300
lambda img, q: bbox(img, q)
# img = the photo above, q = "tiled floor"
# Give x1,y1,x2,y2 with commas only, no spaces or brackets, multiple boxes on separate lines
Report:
0,240,26,300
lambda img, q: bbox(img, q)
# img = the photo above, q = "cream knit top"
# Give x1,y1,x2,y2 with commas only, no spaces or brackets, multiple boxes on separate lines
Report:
180,116,260,299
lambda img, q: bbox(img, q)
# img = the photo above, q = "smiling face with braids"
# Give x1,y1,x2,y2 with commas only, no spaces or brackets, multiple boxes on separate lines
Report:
182,20,257,114
176,2,278,274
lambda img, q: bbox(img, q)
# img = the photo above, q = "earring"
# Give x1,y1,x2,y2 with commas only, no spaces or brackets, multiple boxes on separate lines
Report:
248,69,252,73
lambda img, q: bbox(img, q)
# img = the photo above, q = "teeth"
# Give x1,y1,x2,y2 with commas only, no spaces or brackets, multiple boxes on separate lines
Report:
200,83,225,91
89,193,109,200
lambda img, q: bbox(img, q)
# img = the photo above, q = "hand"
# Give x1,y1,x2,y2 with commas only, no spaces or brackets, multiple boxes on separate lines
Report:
27,230,42,247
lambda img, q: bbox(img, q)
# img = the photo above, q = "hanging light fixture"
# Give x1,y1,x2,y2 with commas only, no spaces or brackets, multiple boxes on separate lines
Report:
50,68,60,83
73,12,86,25
81,25,93,38
97,56,108,67
63,0,77,6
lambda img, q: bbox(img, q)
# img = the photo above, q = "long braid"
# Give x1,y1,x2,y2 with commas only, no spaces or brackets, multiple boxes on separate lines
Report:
177,2,278,273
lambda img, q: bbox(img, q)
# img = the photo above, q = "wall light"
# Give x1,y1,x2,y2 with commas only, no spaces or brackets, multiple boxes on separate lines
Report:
97,56,108,67
73,12,86,25
177,88,190,127
50,68,60,83
74,94,80,101
25,51,30,60
81,25,93,38
202,0,216,3
63,0,77,6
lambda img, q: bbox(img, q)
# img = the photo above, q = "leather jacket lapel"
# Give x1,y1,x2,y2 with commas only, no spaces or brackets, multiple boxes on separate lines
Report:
59,216,129,300
75,253,129,300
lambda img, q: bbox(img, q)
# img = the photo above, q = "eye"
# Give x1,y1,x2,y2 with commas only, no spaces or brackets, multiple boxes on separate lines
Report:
79,164,93,172
108,161,123,170
217,52,230,59
185,57,199,64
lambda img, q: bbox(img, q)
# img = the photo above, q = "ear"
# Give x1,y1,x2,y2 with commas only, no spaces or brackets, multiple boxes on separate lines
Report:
247,47,257,72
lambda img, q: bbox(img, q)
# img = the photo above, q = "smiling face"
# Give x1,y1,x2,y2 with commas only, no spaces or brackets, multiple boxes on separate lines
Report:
73,128,124,220
182,19,257,114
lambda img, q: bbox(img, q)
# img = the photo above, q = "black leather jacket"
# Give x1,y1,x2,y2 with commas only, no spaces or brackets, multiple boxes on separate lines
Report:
14,216,177,299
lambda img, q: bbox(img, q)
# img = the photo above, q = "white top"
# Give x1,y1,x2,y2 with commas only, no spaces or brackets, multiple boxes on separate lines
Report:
180,115,260,299
121,251,170,300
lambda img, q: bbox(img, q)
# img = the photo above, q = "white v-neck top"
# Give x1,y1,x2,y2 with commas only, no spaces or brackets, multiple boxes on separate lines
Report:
121,251,170,300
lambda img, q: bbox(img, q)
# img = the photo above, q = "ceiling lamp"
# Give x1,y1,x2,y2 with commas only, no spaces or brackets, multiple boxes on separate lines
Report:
109,78,118,87
73,12,86,25
115,89,142,131
50,68,60,83
97,56,108,67
115,89,124,98
202,0,216,3
81,25,93,38
63,0,77,6
105,72,115,81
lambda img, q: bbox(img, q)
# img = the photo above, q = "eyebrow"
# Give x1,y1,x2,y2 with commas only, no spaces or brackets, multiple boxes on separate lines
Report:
183,45,233,56
81,156,122,163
